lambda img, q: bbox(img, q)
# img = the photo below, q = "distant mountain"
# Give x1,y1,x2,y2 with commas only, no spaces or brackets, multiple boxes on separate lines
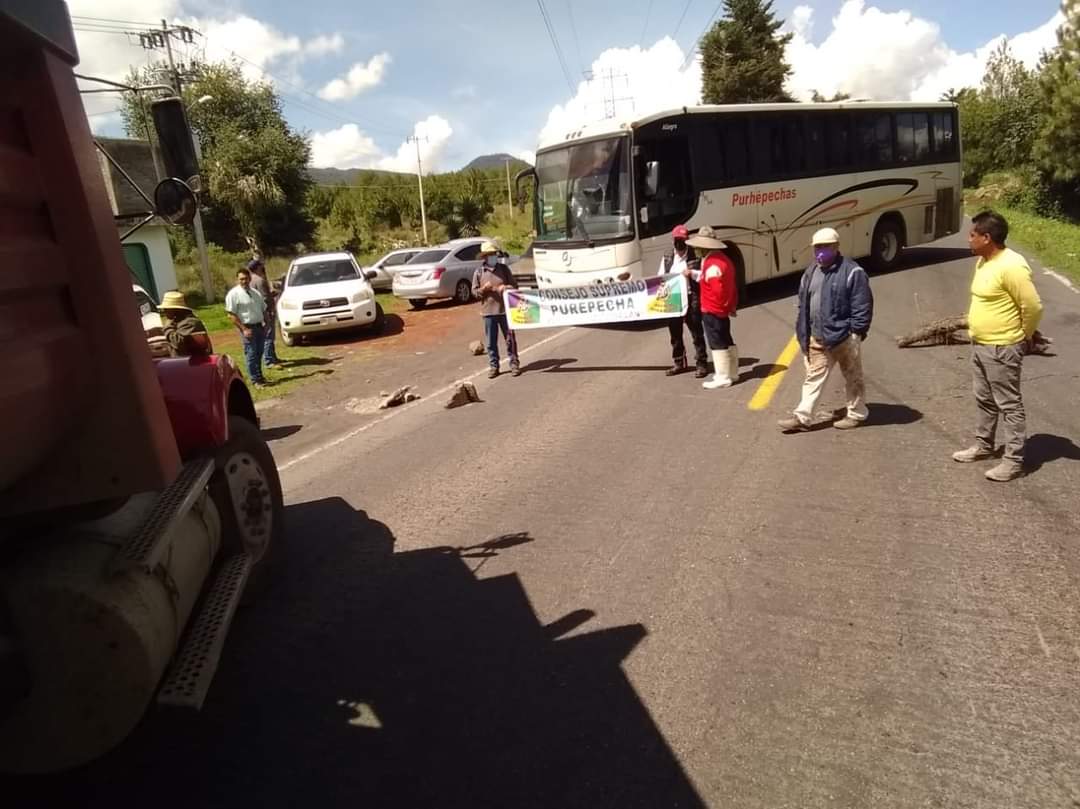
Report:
463,153,531,172
307,166,407,186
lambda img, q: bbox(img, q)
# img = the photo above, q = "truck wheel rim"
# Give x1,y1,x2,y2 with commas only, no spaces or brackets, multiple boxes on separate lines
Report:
225,452,273,561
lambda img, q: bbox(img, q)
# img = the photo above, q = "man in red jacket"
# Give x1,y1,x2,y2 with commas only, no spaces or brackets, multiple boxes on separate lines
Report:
687,226,740,389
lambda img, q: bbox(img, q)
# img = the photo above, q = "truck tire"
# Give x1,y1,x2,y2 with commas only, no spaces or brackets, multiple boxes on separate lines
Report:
209,416,283,598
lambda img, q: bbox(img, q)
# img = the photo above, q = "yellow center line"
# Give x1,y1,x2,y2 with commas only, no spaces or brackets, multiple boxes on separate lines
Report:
748,335,801,411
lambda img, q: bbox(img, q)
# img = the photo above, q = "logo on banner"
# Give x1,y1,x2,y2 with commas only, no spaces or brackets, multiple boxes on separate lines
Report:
646,279,683,314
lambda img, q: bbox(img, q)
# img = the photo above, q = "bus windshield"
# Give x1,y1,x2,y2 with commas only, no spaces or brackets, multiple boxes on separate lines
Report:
535,136,633,243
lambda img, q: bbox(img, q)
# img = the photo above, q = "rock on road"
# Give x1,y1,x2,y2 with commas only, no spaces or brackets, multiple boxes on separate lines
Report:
25,236,1080,809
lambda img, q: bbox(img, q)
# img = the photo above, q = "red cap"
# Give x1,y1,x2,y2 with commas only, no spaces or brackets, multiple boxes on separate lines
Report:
672,225,689,240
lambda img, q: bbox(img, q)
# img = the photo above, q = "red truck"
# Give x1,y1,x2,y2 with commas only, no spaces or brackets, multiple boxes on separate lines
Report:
0,0,283,773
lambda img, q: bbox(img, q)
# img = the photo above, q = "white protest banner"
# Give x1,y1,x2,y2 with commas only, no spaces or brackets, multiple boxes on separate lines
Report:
504,275,688,330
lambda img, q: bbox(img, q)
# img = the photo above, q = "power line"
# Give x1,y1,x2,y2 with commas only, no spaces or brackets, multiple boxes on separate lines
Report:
639,0,655,46
72,14,159,27
673,0,695,39
565,0,585,75
210,43,410,138
536,0,576,93
681,1,724,70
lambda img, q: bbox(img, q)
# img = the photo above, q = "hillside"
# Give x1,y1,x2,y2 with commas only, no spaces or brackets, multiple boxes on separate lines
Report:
463,153,531,172
307,166,407,186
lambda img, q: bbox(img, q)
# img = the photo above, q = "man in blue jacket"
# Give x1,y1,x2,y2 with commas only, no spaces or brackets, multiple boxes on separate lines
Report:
779,227,874,432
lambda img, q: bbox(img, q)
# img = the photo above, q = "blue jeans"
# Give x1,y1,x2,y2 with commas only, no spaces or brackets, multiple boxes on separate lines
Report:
240,323,267,383
264,318,280,364
483,314,518,370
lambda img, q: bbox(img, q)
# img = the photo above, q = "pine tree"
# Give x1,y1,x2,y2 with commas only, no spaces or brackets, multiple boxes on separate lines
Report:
1034,0,1080,184
700,0,793,104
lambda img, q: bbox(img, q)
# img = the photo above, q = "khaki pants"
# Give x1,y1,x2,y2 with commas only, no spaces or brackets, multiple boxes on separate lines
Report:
794,335,868,425
971,342,1026,463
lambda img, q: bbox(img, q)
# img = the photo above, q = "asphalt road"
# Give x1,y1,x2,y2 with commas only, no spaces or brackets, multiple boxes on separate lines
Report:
26,235,1080,808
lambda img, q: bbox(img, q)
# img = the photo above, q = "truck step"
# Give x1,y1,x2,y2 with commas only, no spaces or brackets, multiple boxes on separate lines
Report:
156,553,251,710
111,457,216,575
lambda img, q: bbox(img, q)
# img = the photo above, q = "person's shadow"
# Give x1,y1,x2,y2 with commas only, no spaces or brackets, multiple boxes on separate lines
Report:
1024,434,1080,473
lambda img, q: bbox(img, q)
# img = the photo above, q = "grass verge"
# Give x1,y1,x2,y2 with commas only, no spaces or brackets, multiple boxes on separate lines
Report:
209,328,332,403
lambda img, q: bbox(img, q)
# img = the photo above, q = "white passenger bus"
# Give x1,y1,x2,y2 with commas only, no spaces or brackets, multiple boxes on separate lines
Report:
517,102,961,292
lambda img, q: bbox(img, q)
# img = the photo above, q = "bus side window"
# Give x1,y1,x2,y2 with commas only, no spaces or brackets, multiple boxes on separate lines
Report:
932,111,955,160
856,113,893,169
826,113,853,171
805,114,825,173
913,112,930,161
897,113,914,162
636,130,694,236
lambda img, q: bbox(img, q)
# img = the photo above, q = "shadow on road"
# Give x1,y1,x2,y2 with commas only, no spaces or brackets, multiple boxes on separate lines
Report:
261,424,302,442
830,403,924,427
299,314,406,347
742,245,974,309
1025,433,1080,473
35,498,703,809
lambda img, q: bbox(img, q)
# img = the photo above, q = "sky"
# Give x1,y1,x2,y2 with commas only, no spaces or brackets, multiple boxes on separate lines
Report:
74,0,1065,172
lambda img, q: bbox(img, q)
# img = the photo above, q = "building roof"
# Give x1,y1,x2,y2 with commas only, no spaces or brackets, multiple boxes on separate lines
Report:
95,137,161,220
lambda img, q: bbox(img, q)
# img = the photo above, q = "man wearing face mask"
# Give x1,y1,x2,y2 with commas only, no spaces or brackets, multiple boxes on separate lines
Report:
778,227,874,432
473,241,520,378
658,224,709,377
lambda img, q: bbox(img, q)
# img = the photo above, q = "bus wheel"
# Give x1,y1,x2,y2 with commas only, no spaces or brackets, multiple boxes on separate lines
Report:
870,218,904,272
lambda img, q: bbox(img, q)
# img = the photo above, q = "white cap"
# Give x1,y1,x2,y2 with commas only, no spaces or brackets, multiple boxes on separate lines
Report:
812,227,840,245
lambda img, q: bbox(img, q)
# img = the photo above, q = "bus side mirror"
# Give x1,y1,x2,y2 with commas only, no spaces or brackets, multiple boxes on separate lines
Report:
644,161,660,198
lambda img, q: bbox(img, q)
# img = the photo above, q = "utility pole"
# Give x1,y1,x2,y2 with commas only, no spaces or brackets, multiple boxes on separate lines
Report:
407,135,429,244
161,19,180,94
505,158,514,219
139,21,214,302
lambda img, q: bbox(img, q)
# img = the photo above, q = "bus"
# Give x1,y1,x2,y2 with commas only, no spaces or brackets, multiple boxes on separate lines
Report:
517,102,961,291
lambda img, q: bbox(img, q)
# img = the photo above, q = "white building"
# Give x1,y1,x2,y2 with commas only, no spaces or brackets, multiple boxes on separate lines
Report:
96,137,178,300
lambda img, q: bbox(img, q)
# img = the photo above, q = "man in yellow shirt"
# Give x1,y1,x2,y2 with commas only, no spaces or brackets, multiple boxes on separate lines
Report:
952,211,1043,482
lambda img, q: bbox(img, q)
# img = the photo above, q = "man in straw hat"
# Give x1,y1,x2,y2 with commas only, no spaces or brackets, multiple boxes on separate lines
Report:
658,224,709,378
686,226,740,388
159,290,213,358
778,227,873,432
472,241,520,378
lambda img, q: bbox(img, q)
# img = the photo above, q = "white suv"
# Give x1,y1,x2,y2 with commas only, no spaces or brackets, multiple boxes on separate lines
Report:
276,252,384,345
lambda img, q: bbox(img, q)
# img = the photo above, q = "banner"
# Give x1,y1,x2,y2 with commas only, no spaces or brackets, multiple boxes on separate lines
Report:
504,275,688,330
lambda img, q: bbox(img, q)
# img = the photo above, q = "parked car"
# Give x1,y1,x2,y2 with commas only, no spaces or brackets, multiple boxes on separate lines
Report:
276,252,384,345
134,284,162,333
364,247,424,290
391,238,491,309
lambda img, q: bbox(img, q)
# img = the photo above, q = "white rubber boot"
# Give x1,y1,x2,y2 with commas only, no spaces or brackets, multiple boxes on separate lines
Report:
702,349,733,389
728,345,740,384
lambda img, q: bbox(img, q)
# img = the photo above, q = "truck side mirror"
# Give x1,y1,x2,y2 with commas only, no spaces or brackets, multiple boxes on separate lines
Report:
151,97,200,188
153,177,197,225
644,161,660,198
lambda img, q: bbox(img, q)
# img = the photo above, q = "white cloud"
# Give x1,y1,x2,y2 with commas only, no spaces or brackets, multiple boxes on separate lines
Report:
304,33,345,58
513,149,537,166
317,53,391,101
310,124,381,168
309,115,454,172
785,0,1064,102
538,37,701,148
377,116,454,172
452,85,478,100
70,0,347,128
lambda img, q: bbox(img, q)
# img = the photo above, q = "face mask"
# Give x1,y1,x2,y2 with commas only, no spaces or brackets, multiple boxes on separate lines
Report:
484,255,498,267
814,246,838,266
